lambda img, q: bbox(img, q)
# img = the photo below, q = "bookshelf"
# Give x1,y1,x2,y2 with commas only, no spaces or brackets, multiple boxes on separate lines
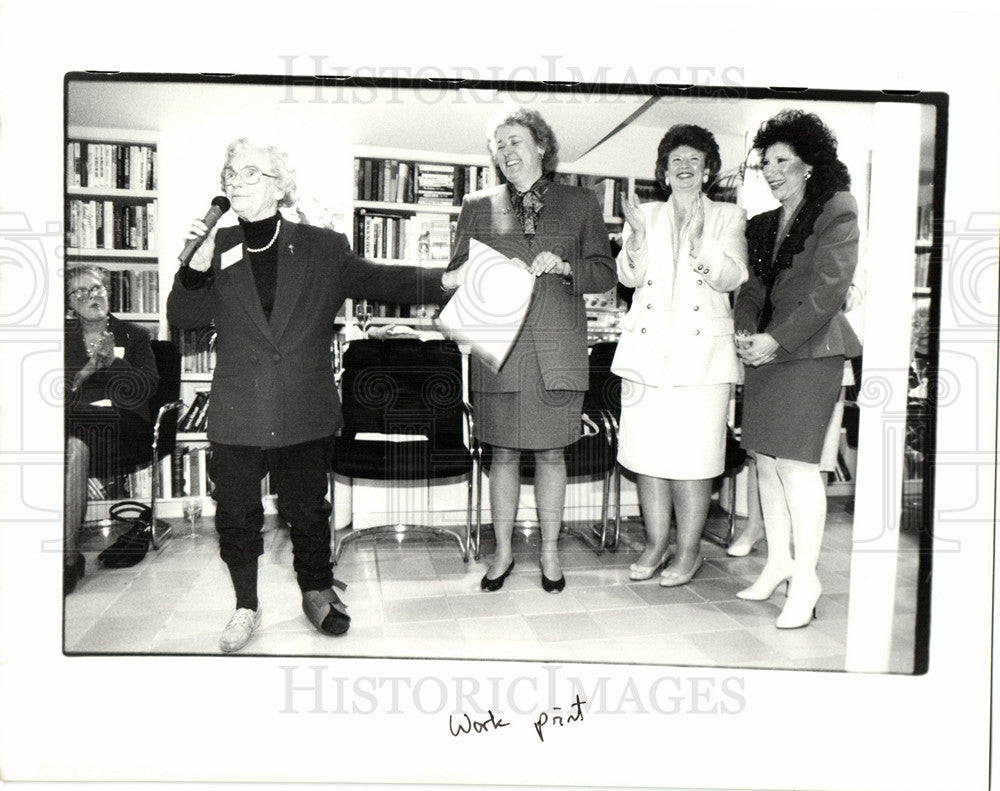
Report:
65,128,170,520
346,147,639,336
65,127,161,335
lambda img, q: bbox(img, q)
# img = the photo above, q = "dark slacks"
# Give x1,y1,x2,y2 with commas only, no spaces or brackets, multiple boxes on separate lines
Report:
208,436,334,592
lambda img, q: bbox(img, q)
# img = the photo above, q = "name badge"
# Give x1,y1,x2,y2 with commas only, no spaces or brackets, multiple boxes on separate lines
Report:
221,245,243,270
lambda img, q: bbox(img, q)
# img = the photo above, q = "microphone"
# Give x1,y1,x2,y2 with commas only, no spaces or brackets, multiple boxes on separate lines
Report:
177,196,231,267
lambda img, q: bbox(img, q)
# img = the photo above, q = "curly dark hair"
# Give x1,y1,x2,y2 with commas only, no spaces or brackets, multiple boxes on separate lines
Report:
486,105,559,173
654,124,722,197
752,110,851,198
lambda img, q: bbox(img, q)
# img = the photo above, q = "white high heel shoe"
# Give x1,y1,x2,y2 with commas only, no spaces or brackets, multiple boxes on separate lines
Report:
776,576,822,629
735,561,795,601
628,550,671,581
726,524,765,557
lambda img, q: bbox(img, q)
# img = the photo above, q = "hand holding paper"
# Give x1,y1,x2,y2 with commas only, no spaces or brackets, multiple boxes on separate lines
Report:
436,239,534,371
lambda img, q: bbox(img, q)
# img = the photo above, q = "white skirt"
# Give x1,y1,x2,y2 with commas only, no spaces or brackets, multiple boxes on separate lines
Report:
617,379,730,479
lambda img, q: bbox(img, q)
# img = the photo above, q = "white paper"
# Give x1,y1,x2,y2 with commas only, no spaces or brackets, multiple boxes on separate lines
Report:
435,238,534,370
353,433,428,442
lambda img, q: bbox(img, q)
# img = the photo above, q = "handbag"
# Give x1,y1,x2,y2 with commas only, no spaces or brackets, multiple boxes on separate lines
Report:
97,501,152,568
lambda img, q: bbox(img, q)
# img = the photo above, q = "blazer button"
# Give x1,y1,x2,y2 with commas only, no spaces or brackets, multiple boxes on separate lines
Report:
641,328,647,334
693,305,700,311
647,280,653,286
696,279,703,286
693,329,700,335
646,303,652,309
272,353,282,361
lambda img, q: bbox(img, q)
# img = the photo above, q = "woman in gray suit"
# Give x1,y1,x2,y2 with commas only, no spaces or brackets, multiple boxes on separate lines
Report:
733,110,862,628
446,106,617,593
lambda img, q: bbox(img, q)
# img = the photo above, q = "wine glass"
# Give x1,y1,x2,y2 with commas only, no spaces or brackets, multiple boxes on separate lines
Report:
354,300,372,338
182,497,203,538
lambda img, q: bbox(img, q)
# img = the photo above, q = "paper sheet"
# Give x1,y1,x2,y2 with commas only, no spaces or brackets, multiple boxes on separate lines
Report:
435,238,534,370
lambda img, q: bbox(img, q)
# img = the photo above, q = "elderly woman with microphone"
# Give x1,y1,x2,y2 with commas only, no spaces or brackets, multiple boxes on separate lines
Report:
168,138,468,653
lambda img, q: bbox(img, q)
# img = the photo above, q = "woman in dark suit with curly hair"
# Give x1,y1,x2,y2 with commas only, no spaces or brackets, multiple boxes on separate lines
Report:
733,110,862,628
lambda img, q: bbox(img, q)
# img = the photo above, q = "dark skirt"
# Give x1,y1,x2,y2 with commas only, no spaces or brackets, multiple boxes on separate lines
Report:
474,384,584,450
66,405,152,478
741,355,845,464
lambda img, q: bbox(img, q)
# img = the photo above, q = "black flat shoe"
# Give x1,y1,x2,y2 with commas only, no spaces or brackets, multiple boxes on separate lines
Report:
541,572,565,593
480,559,514,592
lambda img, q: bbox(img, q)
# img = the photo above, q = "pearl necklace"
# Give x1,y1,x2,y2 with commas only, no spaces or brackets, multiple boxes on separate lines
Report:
246,218,281,253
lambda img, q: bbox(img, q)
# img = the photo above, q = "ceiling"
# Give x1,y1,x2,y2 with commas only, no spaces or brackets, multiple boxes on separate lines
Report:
66,77,938,173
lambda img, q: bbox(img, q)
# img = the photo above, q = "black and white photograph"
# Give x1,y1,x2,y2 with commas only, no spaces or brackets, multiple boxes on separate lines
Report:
57,75,940,675
0,2,997,790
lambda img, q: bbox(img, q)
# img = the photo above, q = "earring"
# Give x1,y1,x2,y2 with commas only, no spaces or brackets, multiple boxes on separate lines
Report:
805,171,812,180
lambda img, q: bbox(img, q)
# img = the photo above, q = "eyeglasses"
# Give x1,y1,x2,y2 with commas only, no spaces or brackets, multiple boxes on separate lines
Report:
67,284,108,301
220,166,278,185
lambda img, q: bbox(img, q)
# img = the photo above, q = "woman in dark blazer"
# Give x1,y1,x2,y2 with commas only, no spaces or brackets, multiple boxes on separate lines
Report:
733,110,862,628
64,264,159,593
446,106,617,593
169,138,466,652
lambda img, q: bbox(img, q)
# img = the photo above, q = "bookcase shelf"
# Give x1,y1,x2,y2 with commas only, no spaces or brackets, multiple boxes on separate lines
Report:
354,200,461,215
67,248,158,260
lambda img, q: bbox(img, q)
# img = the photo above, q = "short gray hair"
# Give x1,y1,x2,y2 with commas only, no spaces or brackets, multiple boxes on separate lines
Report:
222,137,298,207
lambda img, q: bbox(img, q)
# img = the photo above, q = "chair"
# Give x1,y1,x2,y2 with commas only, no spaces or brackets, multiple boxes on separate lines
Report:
703,387,749,548
90,339,185,550
474,340,622,559
330,338,474,563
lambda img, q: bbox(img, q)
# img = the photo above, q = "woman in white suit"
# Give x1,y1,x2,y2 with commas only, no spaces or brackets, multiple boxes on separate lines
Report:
613,125,748,585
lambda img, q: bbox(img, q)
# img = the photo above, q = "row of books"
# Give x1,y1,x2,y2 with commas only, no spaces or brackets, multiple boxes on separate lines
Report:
170,326,217,373
178,391,210,433
67,141,157,191
67,199,156,251
354,299,437,321
354,211,456,262
915,204,934,243
106,269,160,314
552,173,627,218
354,158,493,204
914,251,931,288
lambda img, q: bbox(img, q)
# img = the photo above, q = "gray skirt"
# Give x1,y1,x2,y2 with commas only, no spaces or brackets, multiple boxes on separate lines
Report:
741,355,845,464
474,383,584,450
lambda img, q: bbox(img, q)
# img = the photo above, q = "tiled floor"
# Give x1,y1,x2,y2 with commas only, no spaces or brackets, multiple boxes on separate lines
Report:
64,498,922,672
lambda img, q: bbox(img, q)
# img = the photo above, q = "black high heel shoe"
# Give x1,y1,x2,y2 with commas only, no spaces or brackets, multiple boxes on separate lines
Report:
541,572,565,593
481,559,514,592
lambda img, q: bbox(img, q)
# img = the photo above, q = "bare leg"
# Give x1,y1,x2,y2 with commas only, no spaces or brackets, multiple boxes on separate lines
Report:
774,457,826,626
728,455,766,556
634,473,672,568
659,477,711,582
64,436,90,562
485,446,519,579
737,453,795,600
534,448,567,580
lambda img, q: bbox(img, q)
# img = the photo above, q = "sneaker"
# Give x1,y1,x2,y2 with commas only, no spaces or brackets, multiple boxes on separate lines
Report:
219,606,262,653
